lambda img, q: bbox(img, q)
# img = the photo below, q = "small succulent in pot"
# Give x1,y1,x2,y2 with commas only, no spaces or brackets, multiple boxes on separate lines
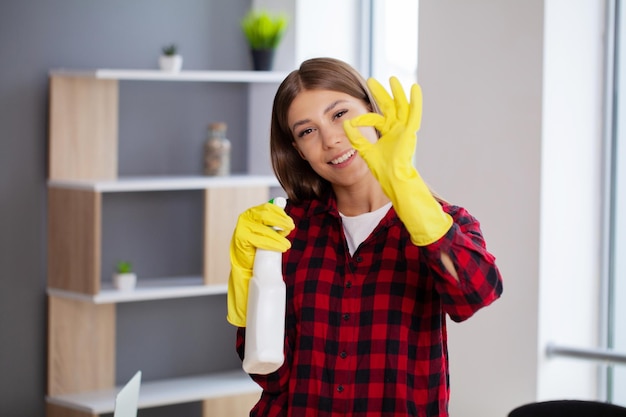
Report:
162,44,178,56
159,43,183,72
113,260,137,291
116,261,133,274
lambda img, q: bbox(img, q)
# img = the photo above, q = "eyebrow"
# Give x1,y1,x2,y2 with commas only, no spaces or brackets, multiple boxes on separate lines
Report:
290,99,348,132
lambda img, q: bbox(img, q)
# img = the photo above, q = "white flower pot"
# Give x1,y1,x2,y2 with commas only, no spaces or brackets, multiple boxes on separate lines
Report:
159,55,183,72
113,272,137,291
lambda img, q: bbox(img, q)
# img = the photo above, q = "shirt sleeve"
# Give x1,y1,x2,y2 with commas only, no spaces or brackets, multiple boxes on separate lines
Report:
421,204,503,322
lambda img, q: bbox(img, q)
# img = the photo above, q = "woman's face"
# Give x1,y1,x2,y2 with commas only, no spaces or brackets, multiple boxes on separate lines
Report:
287,89,377,187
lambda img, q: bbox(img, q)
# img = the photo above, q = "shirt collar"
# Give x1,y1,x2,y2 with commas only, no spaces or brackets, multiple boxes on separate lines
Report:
301,190,400,231
305,189,341,219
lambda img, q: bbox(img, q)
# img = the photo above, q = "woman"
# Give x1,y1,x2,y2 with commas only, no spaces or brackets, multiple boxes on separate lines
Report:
227,57,503,417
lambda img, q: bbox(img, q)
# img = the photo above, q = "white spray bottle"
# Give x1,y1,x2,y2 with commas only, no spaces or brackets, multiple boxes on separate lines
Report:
242,197,287,374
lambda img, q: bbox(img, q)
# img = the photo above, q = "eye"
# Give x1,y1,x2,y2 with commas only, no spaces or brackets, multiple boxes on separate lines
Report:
333,109,348,120
296,127,314,138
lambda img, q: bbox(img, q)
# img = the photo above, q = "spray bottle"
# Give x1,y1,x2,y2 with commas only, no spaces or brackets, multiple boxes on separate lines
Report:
242,197,287,374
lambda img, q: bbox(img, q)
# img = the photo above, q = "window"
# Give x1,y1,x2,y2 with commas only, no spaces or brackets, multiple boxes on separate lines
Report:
369,0,418,89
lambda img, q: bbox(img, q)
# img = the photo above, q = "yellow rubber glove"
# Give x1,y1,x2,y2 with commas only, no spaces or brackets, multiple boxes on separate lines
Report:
227,201,295,327
343,76,452,246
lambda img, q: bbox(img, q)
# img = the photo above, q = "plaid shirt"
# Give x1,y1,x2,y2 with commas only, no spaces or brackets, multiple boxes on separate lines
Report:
236,193,503,417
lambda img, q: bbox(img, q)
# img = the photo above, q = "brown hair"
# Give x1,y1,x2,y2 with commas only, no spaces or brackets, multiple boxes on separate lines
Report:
270,57,379,204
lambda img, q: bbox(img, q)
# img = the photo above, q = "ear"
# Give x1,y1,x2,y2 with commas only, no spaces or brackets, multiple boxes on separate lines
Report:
292,142,307,160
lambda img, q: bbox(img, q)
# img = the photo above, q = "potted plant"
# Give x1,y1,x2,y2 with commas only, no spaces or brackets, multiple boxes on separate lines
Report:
113,261,137,291
241,9,288,71
159,44,183,72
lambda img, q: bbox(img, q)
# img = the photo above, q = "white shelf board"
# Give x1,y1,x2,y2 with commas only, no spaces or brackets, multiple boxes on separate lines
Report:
48,175,280,193
50,68,289,83
47,276,227,304
46,369,260,414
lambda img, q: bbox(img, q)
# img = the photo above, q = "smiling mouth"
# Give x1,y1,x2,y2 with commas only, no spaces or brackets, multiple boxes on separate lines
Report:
329,149,356,165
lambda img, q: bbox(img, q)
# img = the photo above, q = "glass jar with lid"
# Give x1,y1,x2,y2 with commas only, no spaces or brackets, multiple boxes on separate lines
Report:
204,122,231,176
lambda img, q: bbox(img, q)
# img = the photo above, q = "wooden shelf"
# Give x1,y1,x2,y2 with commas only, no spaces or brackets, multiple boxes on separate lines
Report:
48,175,280,193
46,369,260,414
47,277,227,304
49,69,290,83
46,67,273,417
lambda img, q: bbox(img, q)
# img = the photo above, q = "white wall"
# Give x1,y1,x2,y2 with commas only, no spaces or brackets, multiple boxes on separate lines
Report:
418,2,544,414
418,1,606,416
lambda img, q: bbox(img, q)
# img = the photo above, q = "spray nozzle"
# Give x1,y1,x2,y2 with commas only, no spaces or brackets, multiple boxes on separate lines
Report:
268,197,287,231
269,196,287,209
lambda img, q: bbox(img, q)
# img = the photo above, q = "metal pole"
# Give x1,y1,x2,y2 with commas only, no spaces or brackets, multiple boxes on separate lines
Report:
547,343,626,366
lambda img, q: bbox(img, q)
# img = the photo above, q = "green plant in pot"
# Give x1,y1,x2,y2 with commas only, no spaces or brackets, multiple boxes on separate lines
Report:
159,43,183,72
113,260,137,291
241,9,288,71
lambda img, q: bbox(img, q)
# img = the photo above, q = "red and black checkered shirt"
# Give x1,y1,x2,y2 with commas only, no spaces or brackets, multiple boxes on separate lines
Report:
236,194,503,417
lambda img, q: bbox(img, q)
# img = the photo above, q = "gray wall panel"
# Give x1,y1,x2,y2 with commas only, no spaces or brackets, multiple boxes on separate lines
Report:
0,1,252,415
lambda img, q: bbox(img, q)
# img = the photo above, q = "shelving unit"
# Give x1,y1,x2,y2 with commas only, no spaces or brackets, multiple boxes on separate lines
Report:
46,69,283,417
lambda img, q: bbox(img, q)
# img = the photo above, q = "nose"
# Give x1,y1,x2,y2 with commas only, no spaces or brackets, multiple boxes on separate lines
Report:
321,126,343,149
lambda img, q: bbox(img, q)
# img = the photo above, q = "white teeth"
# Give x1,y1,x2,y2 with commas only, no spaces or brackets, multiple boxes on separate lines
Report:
330,149,356,165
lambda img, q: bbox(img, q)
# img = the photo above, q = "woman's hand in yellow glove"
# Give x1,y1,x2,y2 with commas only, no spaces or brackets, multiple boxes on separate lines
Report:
227,202,294,327
343,76,452,246
345,76,422,181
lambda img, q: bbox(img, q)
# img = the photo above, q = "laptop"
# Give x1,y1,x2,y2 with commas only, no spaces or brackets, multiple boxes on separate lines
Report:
113,371,142,417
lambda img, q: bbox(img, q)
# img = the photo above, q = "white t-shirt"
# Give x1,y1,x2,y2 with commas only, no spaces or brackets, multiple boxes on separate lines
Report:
339,202,392,256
